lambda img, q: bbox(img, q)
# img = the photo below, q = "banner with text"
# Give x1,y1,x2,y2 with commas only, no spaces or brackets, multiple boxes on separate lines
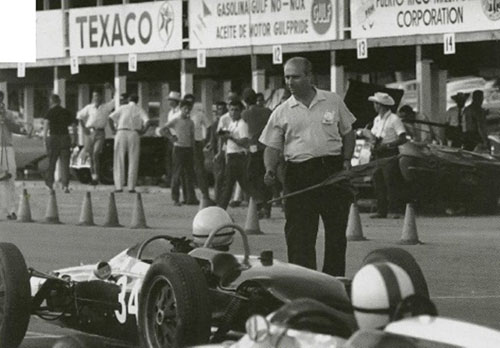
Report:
189,0,336,49
351,0,500,39
37,10,65,60
69,1,182,57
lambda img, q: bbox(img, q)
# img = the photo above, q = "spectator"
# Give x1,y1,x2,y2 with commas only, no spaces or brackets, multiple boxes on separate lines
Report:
260,57,356,276
398,105,419,141
77,90,114,185
162,100,197,206
256,92,266,107
183,94,214,204
162,91,182,186
462,90,488,151
241,88,273,218
108,94,148,193
43,94,76,193
218,99,250,210
445,92,468,147
206,101,228,202
0,92,24,220
362,92,407,219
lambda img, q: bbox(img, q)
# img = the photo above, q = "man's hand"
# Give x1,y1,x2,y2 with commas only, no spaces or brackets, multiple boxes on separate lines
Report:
343,159,352,171
264,170,276,186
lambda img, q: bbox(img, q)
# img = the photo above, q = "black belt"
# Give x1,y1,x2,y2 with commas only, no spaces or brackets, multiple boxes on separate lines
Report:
89,127,105,131
117,128,135,131
287,155,342,167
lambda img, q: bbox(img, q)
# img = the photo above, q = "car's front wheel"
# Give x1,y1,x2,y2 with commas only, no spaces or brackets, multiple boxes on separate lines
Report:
138,253,211,347
0,243,31,348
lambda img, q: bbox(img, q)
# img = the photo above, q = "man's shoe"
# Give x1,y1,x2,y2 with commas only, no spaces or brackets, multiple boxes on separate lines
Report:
370,213,387,219
63,187,70,194
185,199,200,206
128,189,136,193
7,212,17,220
115,189,123,193
173,201,182,206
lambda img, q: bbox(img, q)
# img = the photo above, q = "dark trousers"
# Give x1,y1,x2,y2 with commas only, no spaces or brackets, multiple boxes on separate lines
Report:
165,139,174,183
284,156,351,276
247,150,273,210
463,132,481,151
193,140,210,198
171,146,196,203
445,126,462,148
46,135,71,188
373,150,402,216
213,152,226,203
218,153,249,210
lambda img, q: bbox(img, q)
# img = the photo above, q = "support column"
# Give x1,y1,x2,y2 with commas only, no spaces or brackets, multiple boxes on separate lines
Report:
138,81,150,114
181,59,194,97
360,74,370,83
416,46,433,125
159,82,170,125
251,55,267,93
77,84,90,146
330,51,345,96
53,67,67,107
23,85,34,125
0,82,8,108
113,62,126,109
201,79,215,125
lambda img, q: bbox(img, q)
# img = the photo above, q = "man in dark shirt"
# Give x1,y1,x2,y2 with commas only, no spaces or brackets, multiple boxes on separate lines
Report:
241,88,272,218
462,90,489,151
206,101,228,202
43,94,76,192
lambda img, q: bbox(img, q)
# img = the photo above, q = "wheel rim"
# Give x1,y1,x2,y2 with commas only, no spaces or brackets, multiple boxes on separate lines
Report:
146,276,178,347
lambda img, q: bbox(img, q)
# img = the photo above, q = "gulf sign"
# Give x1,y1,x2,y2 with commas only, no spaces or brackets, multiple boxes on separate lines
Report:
69,1,182,57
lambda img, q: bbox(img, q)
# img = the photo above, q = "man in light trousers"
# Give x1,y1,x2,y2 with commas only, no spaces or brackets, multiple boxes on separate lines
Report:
109,94,148,193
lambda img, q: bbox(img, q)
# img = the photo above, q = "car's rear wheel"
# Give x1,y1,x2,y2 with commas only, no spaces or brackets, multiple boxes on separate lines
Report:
138,253,211,347
362,248,429,298
0,243,31,348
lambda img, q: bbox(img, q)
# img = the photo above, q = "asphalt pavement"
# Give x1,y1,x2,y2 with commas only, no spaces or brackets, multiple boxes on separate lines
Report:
1,182,499,347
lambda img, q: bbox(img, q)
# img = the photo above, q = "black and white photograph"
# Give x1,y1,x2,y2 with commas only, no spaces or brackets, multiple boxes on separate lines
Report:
0,0,500,347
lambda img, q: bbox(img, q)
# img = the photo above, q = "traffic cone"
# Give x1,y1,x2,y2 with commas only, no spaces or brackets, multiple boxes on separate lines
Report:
16,189,33,223
103,192,121,227
78,192,94,226
130,192,148,229
45,189,61,224
244,197,263,235
346,202,366,241
399,203,421,245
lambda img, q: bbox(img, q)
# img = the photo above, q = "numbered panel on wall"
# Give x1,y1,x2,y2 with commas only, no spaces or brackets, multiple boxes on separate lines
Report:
444,33,455,55
357,39,368,59
273,45,282,65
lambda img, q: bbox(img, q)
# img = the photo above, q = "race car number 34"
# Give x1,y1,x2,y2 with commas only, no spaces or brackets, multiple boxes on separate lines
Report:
115,276,141,324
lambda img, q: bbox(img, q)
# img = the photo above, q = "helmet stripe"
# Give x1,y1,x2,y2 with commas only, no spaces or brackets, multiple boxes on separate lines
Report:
374,263,402,311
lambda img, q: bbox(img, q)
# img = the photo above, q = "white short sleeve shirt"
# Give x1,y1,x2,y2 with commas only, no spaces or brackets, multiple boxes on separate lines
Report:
371,111,406,144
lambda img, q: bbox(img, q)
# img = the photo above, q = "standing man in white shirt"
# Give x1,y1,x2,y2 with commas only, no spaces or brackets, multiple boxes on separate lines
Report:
183,94,214,204
362,92,407,219
108,94,149,193
217,99,250,210
163,91,182,186
77,91,114,185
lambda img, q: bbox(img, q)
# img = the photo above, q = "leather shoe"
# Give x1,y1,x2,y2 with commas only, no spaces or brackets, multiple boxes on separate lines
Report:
370,213,387,219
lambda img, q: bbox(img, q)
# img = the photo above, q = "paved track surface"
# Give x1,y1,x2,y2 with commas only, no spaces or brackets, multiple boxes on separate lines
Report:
1,184,499,347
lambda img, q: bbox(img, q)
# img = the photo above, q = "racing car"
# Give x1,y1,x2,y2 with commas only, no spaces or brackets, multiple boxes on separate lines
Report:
194,263,500,348
0,207,429,348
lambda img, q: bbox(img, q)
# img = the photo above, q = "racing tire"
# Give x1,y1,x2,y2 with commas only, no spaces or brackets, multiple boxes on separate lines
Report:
138,253,211,348
362,248,429,298
0,243,31,348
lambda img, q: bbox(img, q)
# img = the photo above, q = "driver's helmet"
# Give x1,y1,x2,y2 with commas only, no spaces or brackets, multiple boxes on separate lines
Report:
351,262,415,330
192,207,235,248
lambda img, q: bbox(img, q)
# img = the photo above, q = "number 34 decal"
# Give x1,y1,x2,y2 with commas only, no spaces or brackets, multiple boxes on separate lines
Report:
115,276,141,324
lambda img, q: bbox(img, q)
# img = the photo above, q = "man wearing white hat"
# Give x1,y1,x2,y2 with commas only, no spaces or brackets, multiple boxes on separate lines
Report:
362,92,407,219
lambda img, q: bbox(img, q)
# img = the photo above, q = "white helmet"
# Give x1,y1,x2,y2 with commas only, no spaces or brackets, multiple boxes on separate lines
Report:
192,207,235,248
351,262,415,330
